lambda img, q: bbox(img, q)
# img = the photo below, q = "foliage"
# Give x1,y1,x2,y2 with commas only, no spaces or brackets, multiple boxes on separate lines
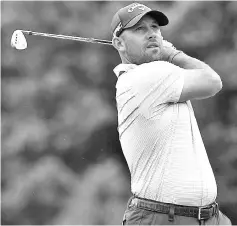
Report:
1,1,237,224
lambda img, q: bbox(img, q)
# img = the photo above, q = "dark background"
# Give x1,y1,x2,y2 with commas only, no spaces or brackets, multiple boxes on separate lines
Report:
1,1,237,225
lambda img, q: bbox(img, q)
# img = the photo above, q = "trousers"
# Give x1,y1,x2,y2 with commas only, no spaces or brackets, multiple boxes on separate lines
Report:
122,196,232,225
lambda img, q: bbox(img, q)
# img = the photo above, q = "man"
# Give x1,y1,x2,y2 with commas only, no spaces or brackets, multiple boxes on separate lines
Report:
111,3,231,225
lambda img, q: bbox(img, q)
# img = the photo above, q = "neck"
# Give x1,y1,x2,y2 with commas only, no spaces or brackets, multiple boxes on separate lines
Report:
120,53,133,64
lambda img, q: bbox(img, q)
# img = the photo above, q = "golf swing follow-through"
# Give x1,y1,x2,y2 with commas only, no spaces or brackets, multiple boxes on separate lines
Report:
111,2,231,226
11,2,232,225
11,29,173,50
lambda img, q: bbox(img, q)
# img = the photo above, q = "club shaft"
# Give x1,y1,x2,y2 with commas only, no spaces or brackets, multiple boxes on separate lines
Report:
21,30,112,45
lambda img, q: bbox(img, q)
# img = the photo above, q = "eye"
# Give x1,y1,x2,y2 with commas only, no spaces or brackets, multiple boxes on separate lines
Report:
151,24,159,29
136,27,142,30
135,26,144,31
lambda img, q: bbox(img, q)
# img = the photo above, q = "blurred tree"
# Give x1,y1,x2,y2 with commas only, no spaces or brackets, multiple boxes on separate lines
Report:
1,1,237,225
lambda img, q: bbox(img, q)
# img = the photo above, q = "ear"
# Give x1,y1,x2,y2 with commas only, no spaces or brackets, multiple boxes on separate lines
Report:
112,36,126,52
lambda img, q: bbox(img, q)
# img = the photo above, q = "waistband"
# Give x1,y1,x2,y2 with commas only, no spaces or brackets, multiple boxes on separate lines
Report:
128,196,219,221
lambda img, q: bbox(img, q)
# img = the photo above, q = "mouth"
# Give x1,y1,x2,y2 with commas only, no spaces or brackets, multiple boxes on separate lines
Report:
147,43,160,49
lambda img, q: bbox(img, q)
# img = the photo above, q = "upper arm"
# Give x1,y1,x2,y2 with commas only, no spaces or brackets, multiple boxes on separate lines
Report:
178,68,223,102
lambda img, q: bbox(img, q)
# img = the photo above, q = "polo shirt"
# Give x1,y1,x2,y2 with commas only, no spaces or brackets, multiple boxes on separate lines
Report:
114,61,217,206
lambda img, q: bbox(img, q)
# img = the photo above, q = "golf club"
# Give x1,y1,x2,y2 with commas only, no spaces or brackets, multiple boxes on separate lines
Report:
11,30,113,50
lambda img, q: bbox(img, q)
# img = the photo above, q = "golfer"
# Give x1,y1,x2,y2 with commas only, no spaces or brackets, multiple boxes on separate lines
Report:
111,3,231,225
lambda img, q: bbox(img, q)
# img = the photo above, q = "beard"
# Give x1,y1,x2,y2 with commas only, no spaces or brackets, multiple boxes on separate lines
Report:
144,47,163,63
125,44,164,65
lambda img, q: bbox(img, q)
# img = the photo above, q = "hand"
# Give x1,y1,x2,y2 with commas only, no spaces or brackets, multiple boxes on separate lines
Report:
160,40,182,63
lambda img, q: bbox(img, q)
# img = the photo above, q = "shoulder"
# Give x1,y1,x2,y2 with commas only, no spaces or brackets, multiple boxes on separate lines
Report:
134,61,181,74
129,61,182,81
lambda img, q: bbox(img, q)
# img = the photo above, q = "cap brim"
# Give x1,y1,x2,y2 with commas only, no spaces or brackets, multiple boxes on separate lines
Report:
124,10,169,29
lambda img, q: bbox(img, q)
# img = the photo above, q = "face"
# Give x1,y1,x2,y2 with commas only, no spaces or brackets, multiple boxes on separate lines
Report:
118,15,164,65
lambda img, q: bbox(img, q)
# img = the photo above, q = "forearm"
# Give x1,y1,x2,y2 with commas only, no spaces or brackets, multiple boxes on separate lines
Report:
170,51,209,69
171,52,222,82
162,41,214,71
162,41,222,87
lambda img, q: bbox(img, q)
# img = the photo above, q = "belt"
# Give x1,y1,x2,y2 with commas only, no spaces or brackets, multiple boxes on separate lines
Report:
129,197,219,220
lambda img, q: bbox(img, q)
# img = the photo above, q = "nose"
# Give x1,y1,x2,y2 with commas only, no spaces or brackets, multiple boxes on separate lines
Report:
148,33,156,40
147,28,161,40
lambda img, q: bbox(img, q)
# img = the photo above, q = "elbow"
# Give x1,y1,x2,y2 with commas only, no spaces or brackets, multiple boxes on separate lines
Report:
210,77,223,96
214,77,223,93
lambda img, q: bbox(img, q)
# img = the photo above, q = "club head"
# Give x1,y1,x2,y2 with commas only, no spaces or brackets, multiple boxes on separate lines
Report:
11,30,27,50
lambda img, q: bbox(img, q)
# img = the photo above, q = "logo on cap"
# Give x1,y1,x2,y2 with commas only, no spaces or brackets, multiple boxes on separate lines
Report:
128,3,146,13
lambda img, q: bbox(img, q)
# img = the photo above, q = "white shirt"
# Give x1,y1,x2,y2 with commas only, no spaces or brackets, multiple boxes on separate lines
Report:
114,61,217,207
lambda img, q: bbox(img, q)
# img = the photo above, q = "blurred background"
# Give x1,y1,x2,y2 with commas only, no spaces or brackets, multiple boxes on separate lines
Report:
1,1,237,225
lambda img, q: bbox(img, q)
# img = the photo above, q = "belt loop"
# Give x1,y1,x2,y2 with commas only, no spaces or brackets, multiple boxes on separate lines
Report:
215,202,219,217
127,195,134,208
168,205,175,222
199,220,205,225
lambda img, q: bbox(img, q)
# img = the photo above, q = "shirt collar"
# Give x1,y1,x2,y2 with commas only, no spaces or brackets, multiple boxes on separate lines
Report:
113,63,137,78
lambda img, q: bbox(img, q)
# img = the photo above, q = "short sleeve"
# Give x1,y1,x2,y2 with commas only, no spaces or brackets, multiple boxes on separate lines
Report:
131,61,184,106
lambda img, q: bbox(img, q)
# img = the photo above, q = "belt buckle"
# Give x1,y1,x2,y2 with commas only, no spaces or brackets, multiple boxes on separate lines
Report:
198,207,206,220
198,202,217,221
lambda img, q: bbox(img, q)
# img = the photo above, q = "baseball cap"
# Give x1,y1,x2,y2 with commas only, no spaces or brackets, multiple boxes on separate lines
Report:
111,3,169,37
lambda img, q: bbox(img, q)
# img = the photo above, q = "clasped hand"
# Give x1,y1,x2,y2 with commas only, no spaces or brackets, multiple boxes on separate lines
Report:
160,40,182,63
